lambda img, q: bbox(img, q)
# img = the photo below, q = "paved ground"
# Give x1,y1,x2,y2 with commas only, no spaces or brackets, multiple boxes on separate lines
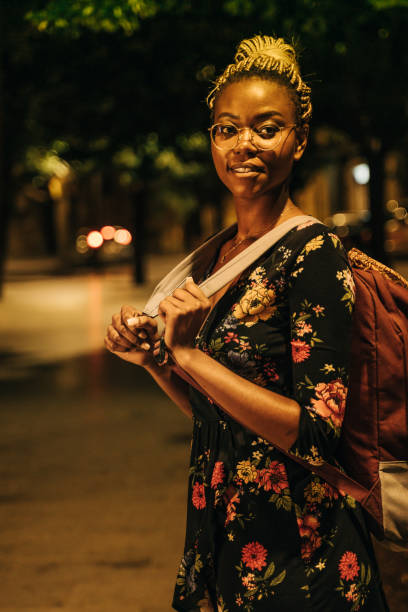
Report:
0,257,407,610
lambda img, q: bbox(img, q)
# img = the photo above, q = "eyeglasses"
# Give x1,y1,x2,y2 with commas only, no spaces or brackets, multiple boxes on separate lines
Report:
209,123,297,151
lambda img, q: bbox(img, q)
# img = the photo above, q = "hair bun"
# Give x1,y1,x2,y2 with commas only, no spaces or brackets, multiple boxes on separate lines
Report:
234,35,299,73
207,34,312,125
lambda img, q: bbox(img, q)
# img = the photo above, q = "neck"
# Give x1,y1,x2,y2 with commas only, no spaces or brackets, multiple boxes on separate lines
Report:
233,184,300,240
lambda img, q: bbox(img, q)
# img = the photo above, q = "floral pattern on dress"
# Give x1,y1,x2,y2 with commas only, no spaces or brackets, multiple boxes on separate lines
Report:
336,551,373,611
230,543,287,611
172,223,388,612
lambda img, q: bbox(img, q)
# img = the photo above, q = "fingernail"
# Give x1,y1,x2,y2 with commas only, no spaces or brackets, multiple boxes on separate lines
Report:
138,331,147,339
127,316,139,327
186,276,193,282
141,342,150,351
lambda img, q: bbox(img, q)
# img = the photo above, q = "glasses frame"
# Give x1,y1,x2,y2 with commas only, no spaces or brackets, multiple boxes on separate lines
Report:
209,122,298,151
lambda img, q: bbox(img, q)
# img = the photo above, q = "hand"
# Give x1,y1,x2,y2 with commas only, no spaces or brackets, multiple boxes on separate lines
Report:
104,305,159,368
158,277,211,358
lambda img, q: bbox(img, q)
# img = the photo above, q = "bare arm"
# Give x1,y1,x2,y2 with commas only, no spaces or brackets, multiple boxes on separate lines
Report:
159,278,301,451
172,346,300,450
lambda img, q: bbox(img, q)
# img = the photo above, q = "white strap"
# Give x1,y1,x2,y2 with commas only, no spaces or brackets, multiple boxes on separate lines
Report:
199,215,317,298
143,215,319,317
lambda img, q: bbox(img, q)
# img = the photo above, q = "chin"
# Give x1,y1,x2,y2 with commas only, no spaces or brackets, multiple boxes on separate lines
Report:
230,184,272,201
227,179,265,198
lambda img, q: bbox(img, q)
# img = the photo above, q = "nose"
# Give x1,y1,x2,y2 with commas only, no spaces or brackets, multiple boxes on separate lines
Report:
233,127,257,152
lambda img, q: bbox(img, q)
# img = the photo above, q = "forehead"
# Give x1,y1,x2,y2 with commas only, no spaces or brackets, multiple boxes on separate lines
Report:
214,78,295,122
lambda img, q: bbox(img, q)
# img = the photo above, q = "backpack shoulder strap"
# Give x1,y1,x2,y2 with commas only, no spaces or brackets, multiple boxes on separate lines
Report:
199,215,319,299
144,214,319,317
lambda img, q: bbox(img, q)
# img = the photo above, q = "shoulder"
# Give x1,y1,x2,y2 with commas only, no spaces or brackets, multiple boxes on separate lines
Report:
285,221,351,281
284,222,355,310
284,220,345,254
259,219,349,273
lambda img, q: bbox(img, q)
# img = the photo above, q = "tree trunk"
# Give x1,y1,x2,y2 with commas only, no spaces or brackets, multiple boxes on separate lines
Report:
366,148,388,266
184,206,201,251
131,183,146,285
0,5,11,298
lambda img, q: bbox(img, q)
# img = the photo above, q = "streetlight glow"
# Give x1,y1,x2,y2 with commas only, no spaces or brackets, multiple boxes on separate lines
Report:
352,163,370,185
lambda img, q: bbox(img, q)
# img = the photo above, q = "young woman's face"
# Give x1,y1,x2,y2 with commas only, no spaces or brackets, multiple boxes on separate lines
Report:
211,78,308,200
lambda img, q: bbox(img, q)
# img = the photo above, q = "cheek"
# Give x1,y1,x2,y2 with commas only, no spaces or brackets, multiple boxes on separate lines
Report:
211,146,228,181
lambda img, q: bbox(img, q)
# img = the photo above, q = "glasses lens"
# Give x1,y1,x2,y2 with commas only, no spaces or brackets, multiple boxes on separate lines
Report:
210,124,288,150
211,124,238,149
252,126,282,150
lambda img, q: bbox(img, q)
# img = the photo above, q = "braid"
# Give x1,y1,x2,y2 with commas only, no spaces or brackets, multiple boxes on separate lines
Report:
207,35,312,127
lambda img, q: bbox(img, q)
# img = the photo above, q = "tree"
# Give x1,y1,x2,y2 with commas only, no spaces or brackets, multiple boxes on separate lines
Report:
1,0,406,293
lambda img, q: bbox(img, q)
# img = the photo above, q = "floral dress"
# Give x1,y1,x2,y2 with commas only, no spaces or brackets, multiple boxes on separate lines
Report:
172,221,389,612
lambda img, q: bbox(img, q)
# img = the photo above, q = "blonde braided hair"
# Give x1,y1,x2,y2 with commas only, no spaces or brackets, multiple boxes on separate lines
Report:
207,35,312,127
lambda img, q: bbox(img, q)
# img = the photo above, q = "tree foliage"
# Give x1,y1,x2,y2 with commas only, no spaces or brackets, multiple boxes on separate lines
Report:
12,0,408,266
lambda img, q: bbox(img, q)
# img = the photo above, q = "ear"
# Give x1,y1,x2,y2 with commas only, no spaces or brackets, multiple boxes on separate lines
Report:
293,124,309,161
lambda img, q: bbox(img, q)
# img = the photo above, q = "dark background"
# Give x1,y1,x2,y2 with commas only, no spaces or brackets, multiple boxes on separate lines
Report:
0,1,408,609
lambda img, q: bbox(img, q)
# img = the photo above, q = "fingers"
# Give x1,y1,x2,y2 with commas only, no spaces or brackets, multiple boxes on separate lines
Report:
153,339,161,357
120,305,142,326
158,296,182,322
126,313,158,334
121,305,158,341
104,335,129,354
184,276,210,305
171,277,210,310
106,323,134,350
104,336,151,366
111,313,139,346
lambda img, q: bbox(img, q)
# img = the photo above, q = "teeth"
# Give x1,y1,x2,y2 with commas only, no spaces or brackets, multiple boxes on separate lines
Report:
232,167,259,173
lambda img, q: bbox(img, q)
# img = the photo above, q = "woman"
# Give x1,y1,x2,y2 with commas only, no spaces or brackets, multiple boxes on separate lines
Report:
105,35,389,611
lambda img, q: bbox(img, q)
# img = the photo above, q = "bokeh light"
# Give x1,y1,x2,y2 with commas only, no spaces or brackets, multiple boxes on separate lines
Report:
87,230,104,249
114,228,132,245
352,163,370,185
101,225,116,240
394,207,407,220
76,234,89,254
386,199,399,212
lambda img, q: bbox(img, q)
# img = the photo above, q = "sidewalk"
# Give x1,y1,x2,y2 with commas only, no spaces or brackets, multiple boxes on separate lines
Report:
1,352,191,611
0,254,184,379
1,257,407,610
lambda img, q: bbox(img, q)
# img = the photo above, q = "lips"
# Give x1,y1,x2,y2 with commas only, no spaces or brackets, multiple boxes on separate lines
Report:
229,163,265,175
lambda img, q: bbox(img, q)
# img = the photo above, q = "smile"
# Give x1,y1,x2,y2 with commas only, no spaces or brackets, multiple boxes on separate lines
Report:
229,165,265,175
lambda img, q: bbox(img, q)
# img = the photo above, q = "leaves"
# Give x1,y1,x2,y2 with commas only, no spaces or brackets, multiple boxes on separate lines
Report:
264,561,276,579
365,563,372,585
369,0,408,8
25,0,169,34
246,586,259,596
281,494,292,511
194,553,203,572
270,569,286,586
209,337,224,353
309,333,323,347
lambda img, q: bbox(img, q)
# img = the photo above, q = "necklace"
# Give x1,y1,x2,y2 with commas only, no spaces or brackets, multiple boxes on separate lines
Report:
221,230,269,263
220,206,295,263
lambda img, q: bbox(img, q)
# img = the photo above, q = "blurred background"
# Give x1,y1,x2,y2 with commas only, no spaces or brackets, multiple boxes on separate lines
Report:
1,0,408,610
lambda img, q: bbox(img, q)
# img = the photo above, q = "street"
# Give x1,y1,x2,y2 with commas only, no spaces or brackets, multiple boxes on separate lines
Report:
1,258,407,610
1,257,191,611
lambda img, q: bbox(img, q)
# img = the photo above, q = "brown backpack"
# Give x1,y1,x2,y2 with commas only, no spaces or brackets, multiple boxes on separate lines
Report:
288,248,408,551
337,249,408,549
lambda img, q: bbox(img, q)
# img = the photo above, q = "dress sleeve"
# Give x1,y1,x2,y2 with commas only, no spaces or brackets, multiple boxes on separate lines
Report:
287,229,355,466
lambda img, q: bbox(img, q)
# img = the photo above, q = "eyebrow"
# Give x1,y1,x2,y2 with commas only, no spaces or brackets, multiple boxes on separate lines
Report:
216,111,284,121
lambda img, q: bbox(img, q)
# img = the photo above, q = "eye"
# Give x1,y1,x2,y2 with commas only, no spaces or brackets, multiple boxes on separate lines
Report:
216,124,238,139
254,124,280,139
